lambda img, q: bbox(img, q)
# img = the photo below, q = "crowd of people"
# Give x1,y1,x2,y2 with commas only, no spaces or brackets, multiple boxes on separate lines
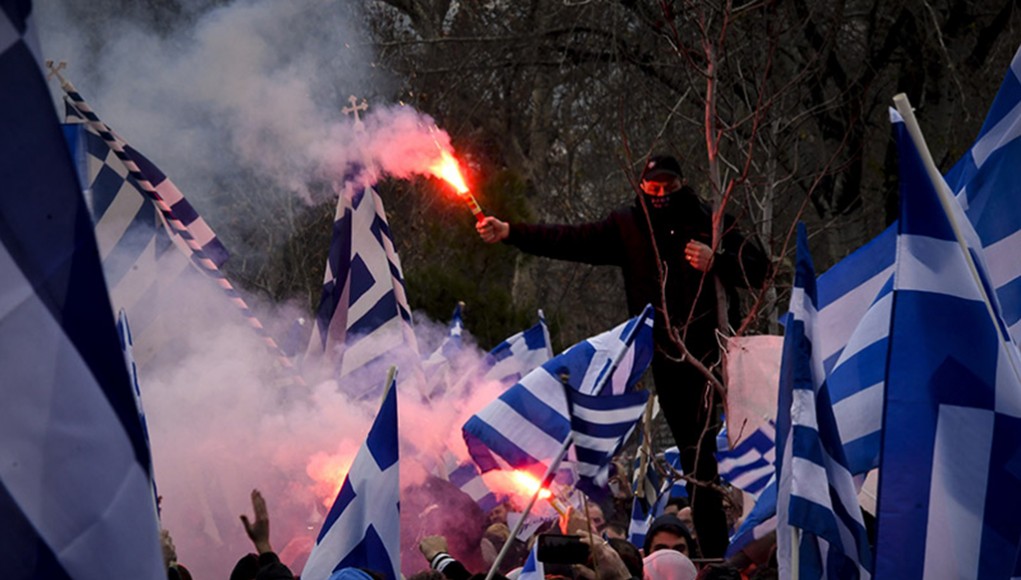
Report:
161,154,776,579
161,482,778,580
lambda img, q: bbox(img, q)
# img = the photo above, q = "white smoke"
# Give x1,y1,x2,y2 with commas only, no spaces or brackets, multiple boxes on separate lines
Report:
34,1,505,578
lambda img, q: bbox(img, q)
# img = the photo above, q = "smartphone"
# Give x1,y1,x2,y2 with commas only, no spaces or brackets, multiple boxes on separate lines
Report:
536,534,591,565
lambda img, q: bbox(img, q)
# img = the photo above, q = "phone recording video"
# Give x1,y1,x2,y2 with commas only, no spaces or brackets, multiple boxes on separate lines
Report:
536,534,591,565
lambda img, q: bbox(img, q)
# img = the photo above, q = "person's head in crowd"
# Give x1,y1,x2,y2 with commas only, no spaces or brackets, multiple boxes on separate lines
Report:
587,502,607,532
695,563,743,580
642,549,698,580
609,537,645,579
662,497,689,516
642,514,694,557
603,522,629,541
488,502,509,526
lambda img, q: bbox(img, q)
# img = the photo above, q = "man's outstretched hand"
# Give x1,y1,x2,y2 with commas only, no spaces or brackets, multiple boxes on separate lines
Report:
240,489,273,554
476,216,510,244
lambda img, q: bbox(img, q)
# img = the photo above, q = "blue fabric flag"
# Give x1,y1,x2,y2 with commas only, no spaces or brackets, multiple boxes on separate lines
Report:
307,185,420,397
0,4,164,575
775,224,872,579
479,310,555,387
873,106,1021,579
304,371,401,580
518,539,545,580
715,423,775,498
463,306,654,484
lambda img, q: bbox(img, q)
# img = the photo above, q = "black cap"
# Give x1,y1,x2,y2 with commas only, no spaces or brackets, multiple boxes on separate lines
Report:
642,513,694,555
641,155,683,182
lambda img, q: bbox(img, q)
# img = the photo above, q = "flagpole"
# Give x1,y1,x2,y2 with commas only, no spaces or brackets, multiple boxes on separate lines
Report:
49,64,304,386
484,434,574,580
893,94,1021,382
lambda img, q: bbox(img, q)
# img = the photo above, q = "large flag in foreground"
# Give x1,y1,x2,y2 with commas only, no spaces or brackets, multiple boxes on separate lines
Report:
308,185,419,397
463,306,654,484
0,3,164,576
873,104,1021,579
776,224,871,579
303,370,401,580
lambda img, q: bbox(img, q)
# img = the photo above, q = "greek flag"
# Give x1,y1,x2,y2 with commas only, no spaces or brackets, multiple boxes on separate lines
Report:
463,306,654,483
725,477,777,559
776,224,872,579
304,371,401,580
715,423,775,498
308,185,419,398
873,105,1021,579
627,455,671,548
446,459,500,513
422,302,465,397
0,3,164,575
61,115,227,366
116,309,158,503
480,311,553,387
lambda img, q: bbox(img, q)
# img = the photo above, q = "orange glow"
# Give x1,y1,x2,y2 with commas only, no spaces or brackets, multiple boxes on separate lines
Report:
306,451,355,508
429,150,470,194
511,471,552,500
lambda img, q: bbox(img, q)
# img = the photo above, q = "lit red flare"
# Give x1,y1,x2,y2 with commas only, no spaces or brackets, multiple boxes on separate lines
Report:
429,150,485,223
511,470,552,500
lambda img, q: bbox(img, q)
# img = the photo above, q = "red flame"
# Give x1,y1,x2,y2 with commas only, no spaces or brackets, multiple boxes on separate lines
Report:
429,150,470,194
511,471,552,500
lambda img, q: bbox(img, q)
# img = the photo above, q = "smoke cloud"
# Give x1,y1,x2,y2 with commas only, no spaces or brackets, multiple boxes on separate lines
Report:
34,1,510,578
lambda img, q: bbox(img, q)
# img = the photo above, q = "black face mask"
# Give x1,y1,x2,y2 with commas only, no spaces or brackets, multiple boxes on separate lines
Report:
644,193,672,209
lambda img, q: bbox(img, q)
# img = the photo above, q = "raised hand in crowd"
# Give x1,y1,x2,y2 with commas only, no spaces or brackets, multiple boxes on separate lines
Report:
241,488,274,554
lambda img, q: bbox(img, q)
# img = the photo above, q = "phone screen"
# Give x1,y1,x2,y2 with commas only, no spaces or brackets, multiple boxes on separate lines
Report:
536,534,591,565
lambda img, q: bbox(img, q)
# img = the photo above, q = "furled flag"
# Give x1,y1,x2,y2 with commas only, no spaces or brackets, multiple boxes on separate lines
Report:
873,104,1021,579
775,224,872,579
627,443,676,549
462,305,654,484
117,309,158,503
0,2,164,575
422,302,465,398
304,369,401,580
307,184,420,398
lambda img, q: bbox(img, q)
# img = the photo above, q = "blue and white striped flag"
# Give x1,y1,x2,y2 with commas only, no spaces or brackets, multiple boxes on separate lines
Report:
308,185,420,397
725,476,777,559
873,104,1021,579
304,370,401,580
116,309,158,503
518,540,545,580
446,459,500,514
775,223,872,579
479,311,553,387
463,306,654,483
0,4,164,575
715,423,775,498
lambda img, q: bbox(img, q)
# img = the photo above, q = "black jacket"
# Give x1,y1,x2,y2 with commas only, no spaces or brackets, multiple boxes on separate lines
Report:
505,188,768,360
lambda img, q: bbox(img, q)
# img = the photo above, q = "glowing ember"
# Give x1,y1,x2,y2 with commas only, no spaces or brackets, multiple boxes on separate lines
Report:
429,150,470,194
511,471,552,500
